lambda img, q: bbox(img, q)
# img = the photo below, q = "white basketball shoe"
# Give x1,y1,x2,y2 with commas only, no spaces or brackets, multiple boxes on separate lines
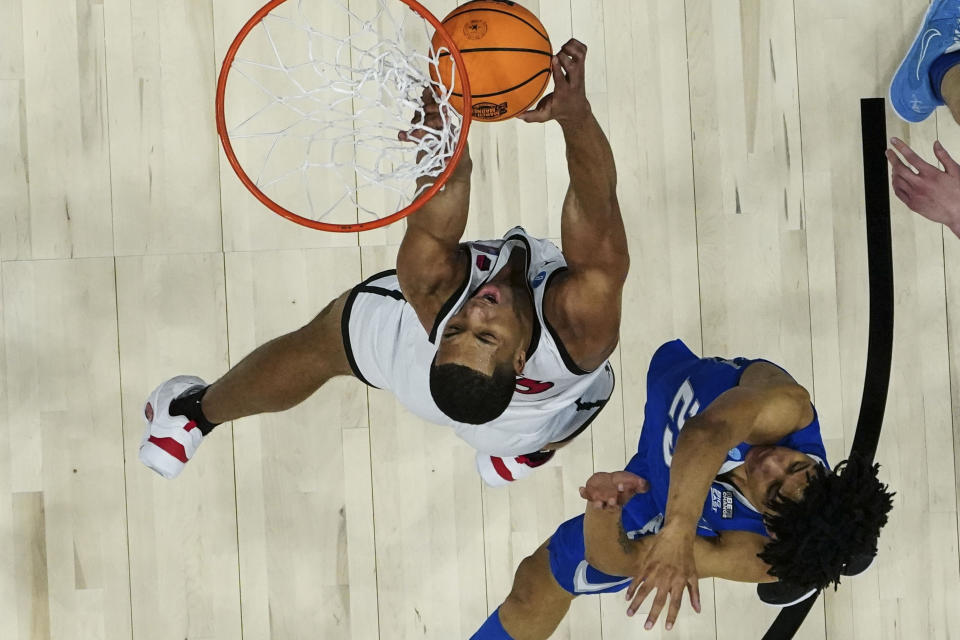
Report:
139,376,208,479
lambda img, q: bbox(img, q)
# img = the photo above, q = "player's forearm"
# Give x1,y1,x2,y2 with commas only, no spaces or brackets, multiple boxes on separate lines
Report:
406,150,473,248
696,531,775,583
583,504,640,575
559,111,628,273
663,415,736,535
561,109,617,208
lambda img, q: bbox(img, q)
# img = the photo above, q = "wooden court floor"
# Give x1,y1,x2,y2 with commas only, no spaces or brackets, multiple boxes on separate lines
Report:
2,0,959,638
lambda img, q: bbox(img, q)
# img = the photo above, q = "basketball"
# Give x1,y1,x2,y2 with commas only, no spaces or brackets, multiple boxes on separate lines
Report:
431,0,552,122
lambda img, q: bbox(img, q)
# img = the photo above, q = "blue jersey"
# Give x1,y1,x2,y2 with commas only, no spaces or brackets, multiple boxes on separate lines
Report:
623,340,829,538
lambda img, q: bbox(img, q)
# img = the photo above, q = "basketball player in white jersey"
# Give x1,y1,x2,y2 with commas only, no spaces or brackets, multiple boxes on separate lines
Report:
140,39,628,486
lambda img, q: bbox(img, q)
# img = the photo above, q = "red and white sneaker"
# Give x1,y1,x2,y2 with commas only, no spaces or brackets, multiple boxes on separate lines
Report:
476,450,556,487
139,376,207,479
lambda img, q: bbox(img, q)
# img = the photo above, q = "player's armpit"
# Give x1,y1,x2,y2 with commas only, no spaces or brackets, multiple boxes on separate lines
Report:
694,530,775,584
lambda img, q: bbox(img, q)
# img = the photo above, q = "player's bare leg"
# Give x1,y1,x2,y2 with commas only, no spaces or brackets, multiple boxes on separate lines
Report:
940,64,960,125
201,291,354,423
473,541,575,640
140,291,354,478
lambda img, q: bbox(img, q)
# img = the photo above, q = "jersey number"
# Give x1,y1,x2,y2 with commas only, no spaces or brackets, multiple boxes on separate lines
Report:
663,379,700,467
516,377,555,395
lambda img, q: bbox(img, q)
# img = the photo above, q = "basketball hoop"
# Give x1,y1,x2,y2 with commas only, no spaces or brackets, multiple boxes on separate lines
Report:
216,0,472,232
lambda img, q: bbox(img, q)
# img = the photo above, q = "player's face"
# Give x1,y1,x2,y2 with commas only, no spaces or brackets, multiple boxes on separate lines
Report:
742,446,819,514
435,283,526,376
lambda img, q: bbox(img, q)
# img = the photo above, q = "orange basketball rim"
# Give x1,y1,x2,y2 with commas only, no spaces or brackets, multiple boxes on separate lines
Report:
216,0,472,233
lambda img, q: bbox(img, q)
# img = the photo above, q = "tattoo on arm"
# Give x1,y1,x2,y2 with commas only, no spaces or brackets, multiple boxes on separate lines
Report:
617,520,634,555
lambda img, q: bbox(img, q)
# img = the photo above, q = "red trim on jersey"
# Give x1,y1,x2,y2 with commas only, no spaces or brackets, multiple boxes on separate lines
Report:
184,420,197,432
148,436,188,463
490,457,514,482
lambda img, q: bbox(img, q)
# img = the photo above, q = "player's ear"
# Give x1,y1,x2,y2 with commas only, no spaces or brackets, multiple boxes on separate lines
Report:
513,350,526,374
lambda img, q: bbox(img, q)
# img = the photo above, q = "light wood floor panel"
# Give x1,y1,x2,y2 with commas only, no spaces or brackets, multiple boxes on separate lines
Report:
116,254,241,640
20,0,113,259
3,258,131,640
223,248,369,640
0,79,30,260
104,0,223,256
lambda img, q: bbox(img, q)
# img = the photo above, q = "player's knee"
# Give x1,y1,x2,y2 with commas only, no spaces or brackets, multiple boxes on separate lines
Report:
504,554,542,612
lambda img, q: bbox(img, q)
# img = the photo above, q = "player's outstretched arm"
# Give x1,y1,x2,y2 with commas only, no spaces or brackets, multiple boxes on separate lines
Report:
520,39,629,372
397,92,472,330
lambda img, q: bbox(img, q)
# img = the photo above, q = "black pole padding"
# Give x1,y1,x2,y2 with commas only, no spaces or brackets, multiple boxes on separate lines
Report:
761,591,820,640
758,97,896,640
851,97,894,464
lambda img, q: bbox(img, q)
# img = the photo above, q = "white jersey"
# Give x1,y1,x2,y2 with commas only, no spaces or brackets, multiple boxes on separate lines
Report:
342,226,615,456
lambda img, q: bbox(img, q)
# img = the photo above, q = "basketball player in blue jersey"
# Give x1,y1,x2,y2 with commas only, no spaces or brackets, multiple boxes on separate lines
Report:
138,39,628,486
471,340,894,639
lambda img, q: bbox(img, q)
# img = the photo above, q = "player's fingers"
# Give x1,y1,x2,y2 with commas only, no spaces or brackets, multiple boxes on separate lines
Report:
689,578,702,613
886,148,911,171
892,173,914,194
555,52,575,81
560,38,587,62
892,159,923,186
627,580,655,616
934,140,960,176
664,588,684,631
626,576,643,601
642,588,669,630
891,137,934,174
892,184,913,206
517,109,548,123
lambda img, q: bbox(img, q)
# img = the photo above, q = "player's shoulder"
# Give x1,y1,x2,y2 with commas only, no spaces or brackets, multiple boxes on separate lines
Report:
540,268,621,372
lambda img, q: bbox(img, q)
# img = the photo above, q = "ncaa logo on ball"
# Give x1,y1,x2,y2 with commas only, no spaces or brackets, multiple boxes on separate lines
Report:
463,19,487,40
532,271,547,288
473,102,508,119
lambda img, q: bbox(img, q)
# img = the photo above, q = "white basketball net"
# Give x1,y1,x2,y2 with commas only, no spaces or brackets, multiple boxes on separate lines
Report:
220,0,465,226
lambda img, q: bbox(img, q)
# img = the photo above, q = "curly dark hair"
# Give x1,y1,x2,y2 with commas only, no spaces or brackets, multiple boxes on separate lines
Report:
429,359,516,425
759,454,895,590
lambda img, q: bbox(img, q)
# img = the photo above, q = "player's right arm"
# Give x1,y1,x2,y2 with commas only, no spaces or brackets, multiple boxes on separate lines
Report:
519,39,629,372
396,94,472,331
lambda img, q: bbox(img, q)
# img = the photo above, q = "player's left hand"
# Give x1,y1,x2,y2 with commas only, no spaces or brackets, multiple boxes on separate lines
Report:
517,39,591,126
625,524,701,631
579,471,649,510
399,88,445,143
886,138,960,238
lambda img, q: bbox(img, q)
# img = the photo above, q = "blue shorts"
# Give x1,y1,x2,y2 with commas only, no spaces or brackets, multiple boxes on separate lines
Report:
548,490,665,595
